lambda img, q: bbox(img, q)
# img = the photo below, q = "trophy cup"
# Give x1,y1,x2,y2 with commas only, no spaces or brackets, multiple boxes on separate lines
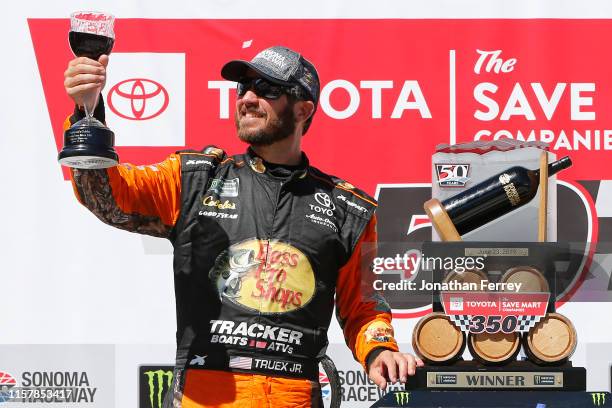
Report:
58,11,118,169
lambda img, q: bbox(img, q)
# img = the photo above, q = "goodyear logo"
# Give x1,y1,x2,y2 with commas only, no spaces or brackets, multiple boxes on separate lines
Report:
139,366,173,408
395,391,410,405
592,393,607,406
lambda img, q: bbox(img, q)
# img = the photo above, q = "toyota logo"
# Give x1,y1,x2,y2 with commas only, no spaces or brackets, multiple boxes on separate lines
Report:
107,78,169,120
314,193,335,210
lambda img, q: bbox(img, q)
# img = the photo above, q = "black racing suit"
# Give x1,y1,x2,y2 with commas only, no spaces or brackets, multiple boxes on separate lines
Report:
66,105,398,408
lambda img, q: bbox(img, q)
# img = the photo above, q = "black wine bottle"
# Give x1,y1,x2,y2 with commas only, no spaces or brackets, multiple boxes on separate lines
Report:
441,156,572,235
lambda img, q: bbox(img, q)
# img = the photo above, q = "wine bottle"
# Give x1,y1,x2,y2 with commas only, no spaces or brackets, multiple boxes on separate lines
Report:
440,156,571,236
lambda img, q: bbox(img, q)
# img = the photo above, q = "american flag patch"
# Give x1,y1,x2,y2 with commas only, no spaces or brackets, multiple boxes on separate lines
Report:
229,356,253,370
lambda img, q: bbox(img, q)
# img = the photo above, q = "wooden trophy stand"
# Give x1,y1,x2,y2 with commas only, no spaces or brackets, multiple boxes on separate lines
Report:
409,152,586,392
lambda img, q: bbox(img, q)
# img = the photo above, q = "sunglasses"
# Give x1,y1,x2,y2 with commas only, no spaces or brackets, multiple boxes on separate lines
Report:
236,78,306,100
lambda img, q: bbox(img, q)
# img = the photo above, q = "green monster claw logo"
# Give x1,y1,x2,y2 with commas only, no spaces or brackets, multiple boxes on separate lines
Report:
144,370,173,408
394,391,410,405
592,393,607,406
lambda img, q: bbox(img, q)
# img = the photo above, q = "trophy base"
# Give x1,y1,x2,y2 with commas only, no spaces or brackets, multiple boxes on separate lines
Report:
405,360,586,391
59,117,118,169
58,154,118,169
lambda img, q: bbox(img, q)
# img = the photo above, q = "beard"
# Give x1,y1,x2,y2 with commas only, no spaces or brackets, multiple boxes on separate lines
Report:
235,102,296,146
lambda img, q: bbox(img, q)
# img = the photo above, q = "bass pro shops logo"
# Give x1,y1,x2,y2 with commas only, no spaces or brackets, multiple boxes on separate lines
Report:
592,393,608,406
209,240,316,313
395,391,410,405
139,366,173,408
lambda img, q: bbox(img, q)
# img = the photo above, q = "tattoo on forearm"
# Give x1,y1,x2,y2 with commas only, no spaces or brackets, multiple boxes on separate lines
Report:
72,169,171,238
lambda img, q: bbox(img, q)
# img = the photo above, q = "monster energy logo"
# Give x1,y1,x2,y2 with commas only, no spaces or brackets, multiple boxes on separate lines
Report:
592,393,607,406
144,369,173,408
394,391,410,405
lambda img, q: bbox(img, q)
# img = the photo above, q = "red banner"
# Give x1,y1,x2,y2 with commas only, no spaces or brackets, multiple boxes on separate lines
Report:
29,19,612,193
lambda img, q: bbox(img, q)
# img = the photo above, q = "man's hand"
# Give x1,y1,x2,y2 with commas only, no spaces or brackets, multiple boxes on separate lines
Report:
63,55,109,108
367,350,424,390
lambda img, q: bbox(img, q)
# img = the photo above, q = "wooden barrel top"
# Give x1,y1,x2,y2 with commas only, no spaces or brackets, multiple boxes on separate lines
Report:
469,332,520,363
413,312,464,362
526,313,577,363
500,266,549,292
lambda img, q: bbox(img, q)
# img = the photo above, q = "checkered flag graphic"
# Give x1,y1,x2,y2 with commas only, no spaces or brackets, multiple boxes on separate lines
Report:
449,315,472,332
517,315,542,332
449,315,543,333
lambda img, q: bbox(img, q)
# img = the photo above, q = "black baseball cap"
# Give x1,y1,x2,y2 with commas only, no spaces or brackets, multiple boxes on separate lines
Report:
221,46,320,108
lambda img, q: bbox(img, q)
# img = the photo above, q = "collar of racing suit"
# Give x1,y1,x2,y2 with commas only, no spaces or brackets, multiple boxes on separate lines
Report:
245,147,309,181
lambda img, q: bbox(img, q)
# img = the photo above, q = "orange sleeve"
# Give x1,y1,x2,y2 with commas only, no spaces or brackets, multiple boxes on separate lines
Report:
69,156,182,238
335,214,399,370
63,109,182,237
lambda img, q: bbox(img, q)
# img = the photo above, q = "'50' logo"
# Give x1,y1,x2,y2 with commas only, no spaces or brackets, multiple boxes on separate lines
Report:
435,164,470,187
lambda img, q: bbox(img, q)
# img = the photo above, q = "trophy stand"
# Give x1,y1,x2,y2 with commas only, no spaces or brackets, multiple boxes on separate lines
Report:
411,152,586,392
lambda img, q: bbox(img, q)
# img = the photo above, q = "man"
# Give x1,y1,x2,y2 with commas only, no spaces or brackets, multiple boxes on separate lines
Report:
63,45,423,407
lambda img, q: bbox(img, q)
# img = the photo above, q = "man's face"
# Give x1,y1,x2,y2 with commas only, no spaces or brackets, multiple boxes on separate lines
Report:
234,76,296,146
